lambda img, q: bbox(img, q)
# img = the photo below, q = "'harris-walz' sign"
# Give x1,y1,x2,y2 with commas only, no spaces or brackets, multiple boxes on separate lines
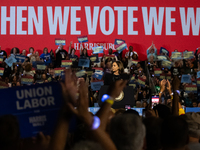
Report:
0,82,63,138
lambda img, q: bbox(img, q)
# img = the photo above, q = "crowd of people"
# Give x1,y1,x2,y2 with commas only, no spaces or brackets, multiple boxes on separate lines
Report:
0,42,200,150
0,42,200,108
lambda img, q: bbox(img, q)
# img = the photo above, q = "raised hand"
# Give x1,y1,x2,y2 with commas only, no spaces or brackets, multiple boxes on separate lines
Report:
160,79,166,92
60,69,78,106
166,80,171,91
107,80,127,99
65,77,93,126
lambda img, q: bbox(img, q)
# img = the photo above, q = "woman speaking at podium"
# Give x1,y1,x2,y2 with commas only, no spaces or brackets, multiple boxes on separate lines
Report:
104,61,129,85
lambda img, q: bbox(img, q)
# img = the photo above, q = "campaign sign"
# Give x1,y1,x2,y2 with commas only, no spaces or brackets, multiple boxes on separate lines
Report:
36,80,44,84
166,75,171,80
91,81,104,91
114,39,127,53
0,81,9,89
171,52,182,60
185,85,197,93
5,55,17,67
183,51,194,59
77,35,88,43
32,68,36,74
0,56,4,63
55,38,66,45
61,60,72,67
0,82,63,138
197,79,200,87
154,68,162,76
92,46,104,54
197,71,200,79
88,107,100,114
76,70,86,78
162,60,172,69
36,62,46,70
105,55,115,60
181,74,191,83
129,83,136,89
86,69,95,76
93,68,104,80
21,76,34,85
15,55,26,63
130,74,136,82
160,74,165,80
114,39,126,45
90,55,99,63
138,77,146,87
88,107,144,116
78,59,90,68
54,68,65,76
132,60,139,65
185,107,200,113
132,108,144,116
157,55,167,61
70,57,78,62
160,47,169,56
0,67,4,76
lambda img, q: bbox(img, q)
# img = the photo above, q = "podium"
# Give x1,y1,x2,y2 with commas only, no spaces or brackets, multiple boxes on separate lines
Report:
98,86,135,109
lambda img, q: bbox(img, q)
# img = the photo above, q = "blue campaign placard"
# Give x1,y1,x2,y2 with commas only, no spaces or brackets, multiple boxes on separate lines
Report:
88,107,144,116
131,108,144,116
0,56,3,62
77,35,88,43
55,38,66,45
93,70,104,80
5,55,17,67
183,51,194,59
185,107,200,113
15,55,26,63
114,39,127,53
78,59,90,68
0,82,63,138
160,47,169,56
181,74,191,83
90,55,99,63
75,70,86,78
92,46,103,54
197,71,200,79
114,39,125,45
36,62,46,70
171,52,182,60
88,107,100,114
91,81,104,91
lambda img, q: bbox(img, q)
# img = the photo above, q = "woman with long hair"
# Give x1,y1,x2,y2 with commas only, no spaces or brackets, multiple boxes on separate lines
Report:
104,60,129,85
40,47,51,66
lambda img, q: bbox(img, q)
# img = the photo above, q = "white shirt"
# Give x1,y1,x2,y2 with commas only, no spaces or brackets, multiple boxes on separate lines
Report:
125,51,138,58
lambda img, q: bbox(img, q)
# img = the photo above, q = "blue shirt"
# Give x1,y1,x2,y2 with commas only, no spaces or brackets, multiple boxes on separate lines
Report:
40,53,51,65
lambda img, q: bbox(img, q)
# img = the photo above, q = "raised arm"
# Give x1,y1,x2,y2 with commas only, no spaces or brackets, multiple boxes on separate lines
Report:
67,77,118,150
172,76,180,116
159,79,166,104
95,80,127,131
48,69,78,150
69,41,72,54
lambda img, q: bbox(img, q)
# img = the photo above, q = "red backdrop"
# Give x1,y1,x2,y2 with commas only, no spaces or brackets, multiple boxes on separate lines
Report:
0,0,200,60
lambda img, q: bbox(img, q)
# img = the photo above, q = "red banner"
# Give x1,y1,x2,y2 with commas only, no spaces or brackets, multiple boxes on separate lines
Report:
0,0,200,60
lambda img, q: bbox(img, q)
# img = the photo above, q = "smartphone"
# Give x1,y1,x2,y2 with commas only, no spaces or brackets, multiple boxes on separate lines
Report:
152,95,159,108
125,105,131,110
